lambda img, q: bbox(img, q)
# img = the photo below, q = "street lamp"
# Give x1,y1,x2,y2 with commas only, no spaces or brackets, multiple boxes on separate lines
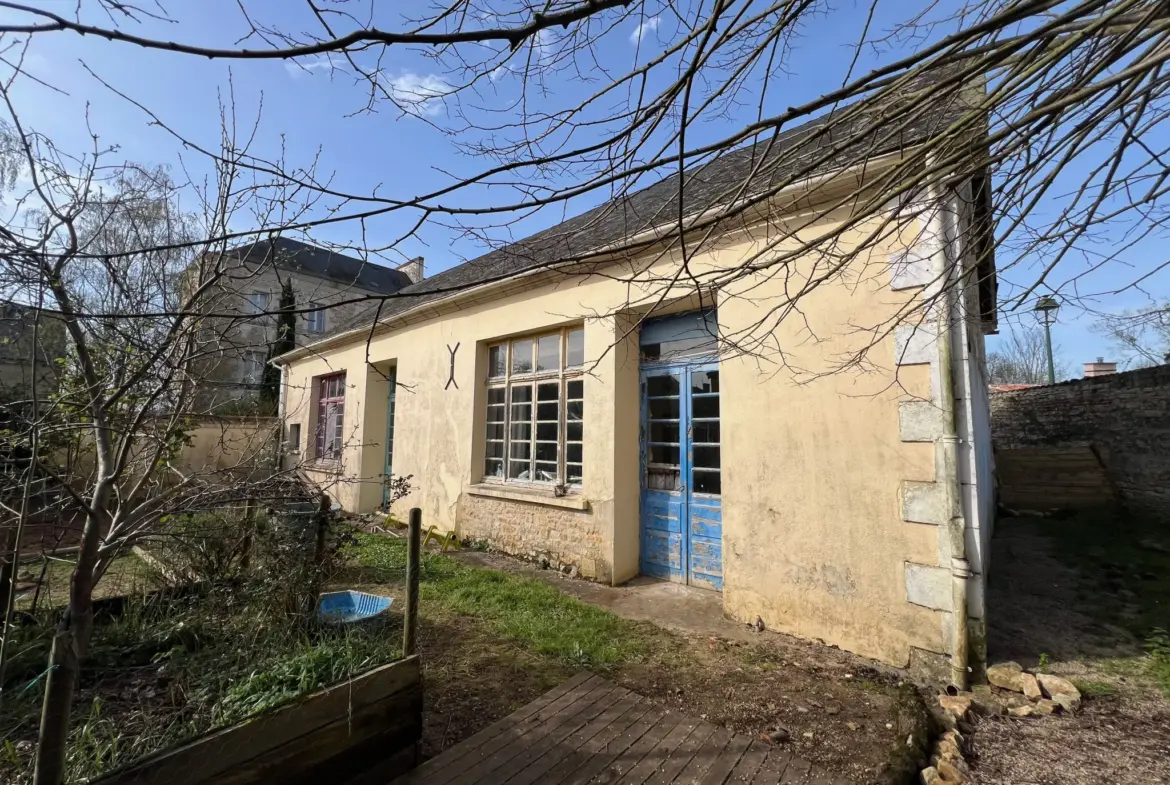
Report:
1034,295,1060,384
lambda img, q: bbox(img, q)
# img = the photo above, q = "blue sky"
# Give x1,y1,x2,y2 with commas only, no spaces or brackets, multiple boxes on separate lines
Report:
3,1,1167,370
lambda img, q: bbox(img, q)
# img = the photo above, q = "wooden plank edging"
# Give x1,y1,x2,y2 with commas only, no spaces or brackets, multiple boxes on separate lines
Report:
92,655,421,785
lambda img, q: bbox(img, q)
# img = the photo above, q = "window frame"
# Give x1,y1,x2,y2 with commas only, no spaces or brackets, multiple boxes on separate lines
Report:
483,326,584,489
247,290,270,315
314,372,346,463
305,304,326,334
242,350,266,385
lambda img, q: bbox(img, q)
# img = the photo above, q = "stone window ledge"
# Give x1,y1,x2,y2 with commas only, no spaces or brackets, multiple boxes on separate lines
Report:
303,460,343,475
467,484,590,511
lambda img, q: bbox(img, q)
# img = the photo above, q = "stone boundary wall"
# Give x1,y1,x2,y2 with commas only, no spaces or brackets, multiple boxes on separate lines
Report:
989,364,1170,519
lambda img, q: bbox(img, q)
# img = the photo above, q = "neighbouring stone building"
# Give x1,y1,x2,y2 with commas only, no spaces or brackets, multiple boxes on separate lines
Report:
274,85,999,681
0,301,66,400
188,237,418,409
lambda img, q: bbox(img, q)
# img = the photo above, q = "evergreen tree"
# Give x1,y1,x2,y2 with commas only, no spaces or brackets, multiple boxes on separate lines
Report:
261,278,296,412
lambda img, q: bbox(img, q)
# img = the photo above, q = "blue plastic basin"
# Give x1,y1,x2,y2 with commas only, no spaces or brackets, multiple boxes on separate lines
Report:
317,590,393,623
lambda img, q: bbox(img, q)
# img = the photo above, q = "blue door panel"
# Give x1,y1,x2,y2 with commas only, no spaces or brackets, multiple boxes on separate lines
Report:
640,490,684,580
641,526,684,579
689,503,722,539
643,495,684,531
639,360,723,591
689,538,724,590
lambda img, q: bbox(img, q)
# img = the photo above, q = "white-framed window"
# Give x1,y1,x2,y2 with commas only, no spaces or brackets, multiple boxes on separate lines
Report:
305,305,326,334
315,373,346,461
242,350,265,384
247,291,270,315
484,327,585,486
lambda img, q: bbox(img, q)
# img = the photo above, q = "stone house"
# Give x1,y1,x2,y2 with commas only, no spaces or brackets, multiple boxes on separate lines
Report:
189,237,418,408
273,95,999,682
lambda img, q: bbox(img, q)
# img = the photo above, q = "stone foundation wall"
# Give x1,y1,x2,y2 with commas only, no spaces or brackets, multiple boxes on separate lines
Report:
455,493,610,582
990,364,1170,519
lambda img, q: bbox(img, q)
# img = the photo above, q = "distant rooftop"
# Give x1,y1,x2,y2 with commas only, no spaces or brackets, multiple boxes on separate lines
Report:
223,236,414,294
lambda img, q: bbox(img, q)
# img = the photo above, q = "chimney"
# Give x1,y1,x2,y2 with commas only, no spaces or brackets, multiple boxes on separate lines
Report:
396,256,425,284
1083,357,1117,378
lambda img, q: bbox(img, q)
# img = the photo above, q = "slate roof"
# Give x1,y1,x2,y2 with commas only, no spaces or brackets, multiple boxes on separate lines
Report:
225,236,414,294
323,79,982,341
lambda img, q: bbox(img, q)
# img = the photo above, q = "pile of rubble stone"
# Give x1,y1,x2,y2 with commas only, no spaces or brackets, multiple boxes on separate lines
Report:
921,662,1082,783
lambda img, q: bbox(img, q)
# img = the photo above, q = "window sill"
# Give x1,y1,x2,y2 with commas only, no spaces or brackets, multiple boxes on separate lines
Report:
303,460,342,475
467,484,590,511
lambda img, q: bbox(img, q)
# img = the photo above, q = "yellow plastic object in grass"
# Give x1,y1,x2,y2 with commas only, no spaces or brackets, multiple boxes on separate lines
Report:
421,525,460,552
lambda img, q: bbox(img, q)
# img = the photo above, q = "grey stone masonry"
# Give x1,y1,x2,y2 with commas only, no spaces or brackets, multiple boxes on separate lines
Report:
990,364,1170,519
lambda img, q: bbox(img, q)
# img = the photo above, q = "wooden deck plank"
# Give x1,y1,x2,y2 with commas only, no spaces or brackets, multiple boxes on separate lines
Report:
395,671,592,783
698,733,752,785
395,673,604,785
540,696,654,785
559,704,667,785
454,684,627,785
445,681,622,785
641,722,716,785
587,711,684,785
398,674,852,785
670,726,733,785
778,758,812,784
614,717,699,785
748,749,790,785
507,686,639,785
724,741,768,785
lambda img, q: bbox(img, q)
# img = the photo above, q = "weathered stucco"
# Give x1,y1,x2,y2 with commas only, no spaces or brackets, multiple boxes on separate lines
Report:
279,194,992,669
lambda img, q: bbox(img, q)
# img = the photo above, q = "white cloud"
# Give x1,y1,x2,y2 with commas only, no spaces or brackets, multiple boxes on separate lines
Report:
534,28,555,65
490,65,508,83
629,16,659,44
284,55,344,78
386,72,452,117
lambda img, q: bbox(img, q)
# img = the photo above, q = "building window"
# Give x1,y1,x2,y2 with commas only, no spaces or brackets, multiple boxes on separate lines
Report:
242,350,265,384
315,373,346,461
484,327,584,486
247,291,270,314
287,423,301,454
305,305,326,334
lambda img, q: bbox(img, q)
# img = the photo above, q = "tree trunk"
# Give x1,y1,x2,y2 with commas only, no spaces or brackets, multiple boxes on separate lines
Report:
32,510,101,785
32,625,79,785
0,524,15,629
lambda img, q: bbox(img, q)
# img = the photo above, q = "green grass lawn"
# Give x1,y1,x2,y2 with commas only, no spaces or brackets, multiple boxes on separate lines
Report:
15,552,156,611
351,532,650,669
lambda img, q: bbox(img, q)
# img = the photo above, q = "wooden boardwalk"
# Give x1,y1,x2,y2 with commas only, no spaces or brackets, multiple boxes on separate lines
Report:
393,672,850,785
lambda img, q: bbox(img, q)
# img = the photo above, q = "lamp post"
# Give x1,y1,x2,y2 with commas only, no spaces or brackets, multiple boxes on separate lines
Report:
1034,295,1060,384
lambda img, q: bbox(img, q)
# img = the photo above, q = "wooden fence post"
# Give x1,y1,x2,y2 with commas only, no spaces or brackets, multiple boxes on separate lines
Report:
240,497,254,570
403,508,421,656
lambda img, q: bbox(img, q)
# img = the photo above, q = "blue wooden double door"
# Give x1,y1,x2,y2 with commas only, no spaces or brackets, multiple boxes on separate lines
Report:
639,363,723,590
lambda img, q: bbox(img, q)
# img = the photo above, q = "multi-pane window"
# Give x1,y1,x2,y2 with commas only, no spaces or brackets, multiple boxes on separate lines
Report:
315,373,346,461
305,305,326,333
484,327,584,486
242,350,265,384
247,291,269,315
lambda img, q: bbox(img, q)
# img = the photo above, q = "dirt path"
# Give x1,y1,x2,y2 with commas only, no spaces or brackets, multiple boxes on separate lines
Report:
971,517,1170,785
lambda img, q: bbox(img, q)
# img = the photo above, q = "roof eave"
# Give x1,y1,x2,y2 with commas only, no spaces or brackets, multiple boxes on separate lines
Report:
273,148,911,366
